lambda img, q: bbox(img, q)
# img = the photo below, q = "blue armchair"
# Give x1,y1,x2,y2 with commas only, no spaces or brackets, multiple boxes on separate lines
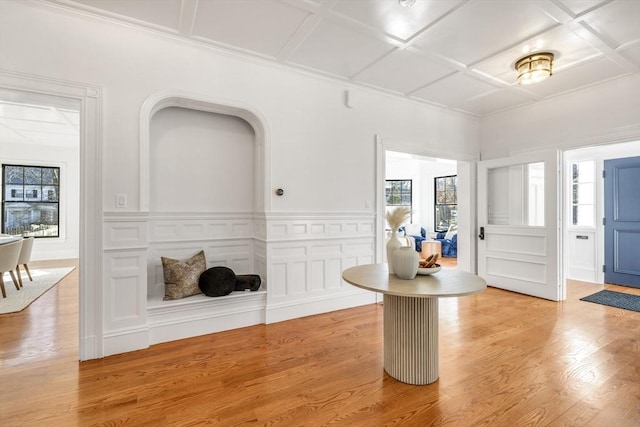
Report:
435,230,457,258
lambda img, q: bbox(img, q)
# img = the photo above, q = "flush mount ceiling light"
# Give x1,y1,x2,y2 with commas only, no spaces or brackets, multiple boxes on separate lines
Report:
399,0,417,7
514,52,554,85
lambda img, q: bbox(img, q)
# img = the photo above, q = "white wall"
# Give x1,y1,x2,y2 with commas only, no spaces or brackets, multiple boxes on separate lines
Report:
0,2,480,357
150,107,255,212
480,74,640,159
0,3,479,214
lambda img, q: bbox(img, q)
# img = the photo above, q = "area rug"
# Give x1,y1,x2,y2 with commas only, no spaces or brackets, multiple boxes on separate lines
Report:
0,267,75,314
580,290,640,313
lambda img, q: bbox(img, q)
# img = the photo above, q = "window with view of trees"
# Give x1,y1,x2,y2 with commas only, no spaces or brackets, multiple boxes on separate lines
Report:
2,164,60,237
385,179,412,224
434,175,457,232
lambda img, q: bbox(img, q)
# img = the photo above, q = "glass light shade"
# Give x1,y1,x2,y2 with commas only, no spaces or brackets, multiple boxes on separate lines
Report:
515,52,554,85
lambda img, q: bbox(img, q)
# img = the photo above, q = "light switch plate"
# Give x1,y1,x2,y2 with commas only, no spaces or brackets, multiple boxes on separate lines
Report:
116,193,127,208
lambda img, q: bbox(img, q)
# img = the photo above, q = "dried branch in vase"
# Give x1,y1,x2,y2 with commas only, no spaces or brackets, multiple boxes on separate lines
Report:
386,207,411,232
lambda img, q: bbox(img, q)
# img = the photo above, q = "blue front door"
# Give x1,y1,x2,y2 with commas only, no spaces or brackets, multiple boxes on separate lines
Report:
604,156,640,288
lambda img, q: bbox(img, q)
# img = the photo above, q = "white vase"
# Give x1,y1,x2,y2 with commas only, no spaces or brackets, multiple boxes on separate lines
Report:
386,230,402,274
392,246,419,280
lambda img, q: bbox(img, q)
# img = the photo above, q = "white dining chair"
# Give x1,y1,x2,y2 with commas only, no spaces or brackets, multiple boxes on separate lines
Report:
0,239,23,298
16,236,35,288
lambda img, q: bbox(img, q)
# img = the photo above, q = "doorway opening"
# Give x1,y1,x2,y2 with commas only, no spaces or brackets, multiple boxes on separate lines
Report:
1,70,102,360
0,89,80,259
563,140,640,286
375,136,474,274
0,88,81,360
385,151,458,268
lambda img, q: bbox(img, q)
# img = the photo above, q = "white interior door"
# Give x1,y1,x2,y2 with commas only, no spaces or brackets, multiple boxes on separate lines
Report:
477,150,563,301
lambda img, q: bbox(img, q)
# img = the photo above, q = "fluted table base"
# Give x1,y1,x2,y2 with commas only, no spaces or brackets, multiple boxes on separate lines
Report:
383,294,439,385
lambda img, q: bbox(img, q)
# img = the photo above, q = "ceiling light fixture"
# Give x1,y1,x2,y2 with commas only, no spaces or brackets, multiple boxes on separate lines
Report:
399,0,417,7
514,52,554,85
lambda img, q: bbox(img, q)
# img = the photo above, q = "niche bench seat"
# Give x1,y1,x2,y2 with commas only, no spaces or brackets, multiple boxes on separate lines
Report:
146,288,267,345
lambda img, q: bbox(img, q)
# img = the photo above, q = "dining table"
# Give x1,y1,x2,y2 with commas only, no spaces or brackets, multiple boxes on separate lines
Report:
0,235,23,245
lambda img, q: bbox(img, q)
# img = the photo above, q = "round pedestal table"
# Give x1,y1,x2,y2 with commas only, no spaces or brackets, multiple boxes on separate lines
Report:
342,264,486,385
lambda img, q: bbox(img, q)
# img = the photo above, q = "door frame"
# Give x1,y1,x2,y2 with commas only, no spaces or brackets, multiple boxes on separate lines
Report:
0,69,103,360
374,135,478,275
562,141,640,285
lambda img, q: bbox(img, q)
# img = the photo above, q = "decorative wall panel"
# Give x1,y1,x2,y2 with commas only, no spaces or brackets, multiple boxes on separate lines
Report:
102,211,376,355
311,259,325,292
567,230,596,282
103,250,147,331
486,232,546,256
103,216,148,249
486,256,547,284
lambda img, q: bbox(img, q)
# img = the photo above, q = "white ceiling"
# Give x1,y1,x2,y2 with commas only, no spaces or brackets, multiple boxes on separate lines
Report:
0,89,80,147
28,0,640,117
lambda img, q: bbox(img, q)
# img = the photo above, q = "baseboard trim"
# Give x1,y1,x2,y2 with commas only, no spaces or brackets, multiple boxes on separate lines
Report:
265,289,376,324
147,291,267,345
103,326,150,357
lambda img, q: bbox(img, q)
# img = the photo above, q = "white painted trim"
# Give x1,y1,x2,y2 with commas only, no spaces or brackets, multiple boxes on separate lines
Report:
0,68,104,360
265,290,376,324
456,160,477,273
103,326,150,357
98,209,375,354
147,291,267,345
508,124,640,156
562,140,640,285
375,135,385,266
382,140,479,163
37,0,479,121
376,136,475,274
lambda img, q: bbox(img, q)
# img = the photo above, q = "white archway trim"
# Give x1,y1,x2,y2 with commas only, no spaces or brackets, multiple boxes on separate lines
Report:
0,68,103,360
139,89,271,212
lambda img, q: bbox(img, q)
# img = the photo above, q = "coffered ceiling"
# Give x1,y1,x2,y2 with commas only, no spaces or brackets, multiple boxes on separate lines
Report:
34,0,640,116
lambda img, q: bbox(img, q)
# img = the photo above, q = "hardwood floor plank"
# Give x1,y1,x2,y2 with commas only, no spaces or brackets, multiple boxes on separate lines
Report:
1,260,639,426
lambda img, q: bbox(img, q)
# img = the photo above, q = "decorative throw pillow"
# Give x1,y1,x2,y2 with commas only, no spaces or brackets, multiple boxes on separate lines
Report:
199,266,236,297
405,224,422,237
162,250,206,300
444,227,457,240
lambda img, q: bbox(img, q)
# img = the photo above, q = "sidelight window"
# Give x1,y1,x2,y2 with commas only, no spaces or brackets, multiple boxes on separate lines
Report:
571,160,595,227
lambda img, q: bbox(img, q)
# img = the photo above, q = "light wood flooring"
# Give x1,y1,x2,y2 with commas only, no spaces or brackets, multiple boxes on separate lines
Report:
1,259,639,426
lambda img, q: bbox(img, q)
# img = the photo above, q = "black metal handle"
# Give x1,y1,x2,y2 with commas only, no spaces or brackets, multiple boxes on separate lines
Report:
478,226,485,240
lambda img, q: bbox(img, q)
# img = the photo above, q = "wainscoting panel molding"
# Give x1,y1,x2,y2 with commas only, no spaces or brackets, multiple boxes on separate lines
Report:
485,230,547,256
101,212,377,356
102,248,149,356
103,214,148,250
486,255,547,284
567,229,597,282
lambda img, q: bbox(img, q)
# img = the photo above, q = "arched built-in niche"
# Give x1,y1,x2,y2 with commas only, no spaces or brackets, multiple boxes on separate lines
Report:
140,90,270,213
149,107,256,213
141,91,270,316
